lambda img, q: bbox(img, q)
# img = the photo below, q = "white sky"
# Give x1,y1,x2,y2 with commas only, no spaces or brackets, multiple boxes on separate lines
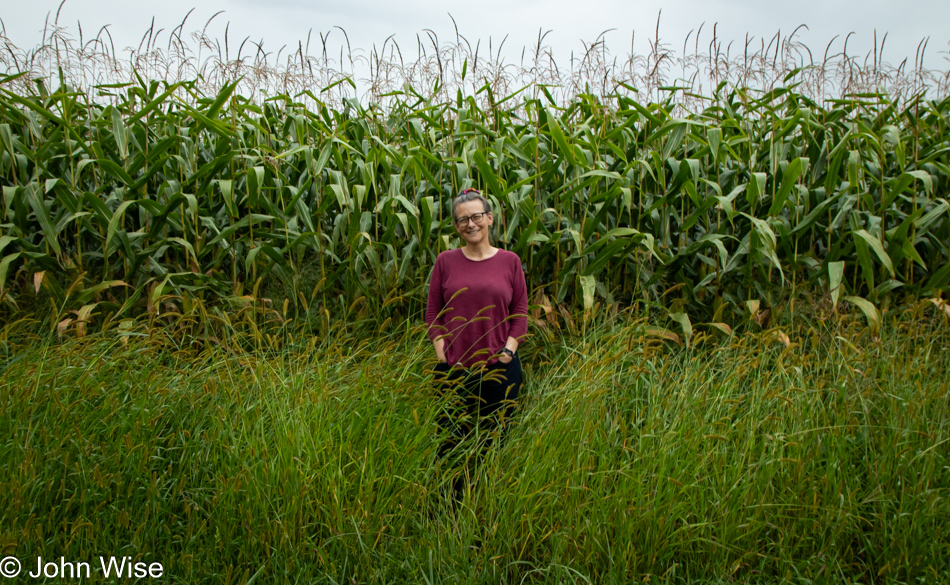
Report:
4,0,948,73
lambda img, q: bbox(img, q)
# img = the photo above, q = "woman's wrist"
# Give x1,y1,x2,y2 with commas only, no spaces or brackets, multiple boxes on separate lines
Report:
497,347,515,363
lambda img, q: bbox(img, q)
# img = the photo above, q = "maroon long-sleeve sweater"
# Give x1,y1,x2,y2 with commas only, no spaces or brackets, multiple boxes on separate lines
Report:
425,248,528,368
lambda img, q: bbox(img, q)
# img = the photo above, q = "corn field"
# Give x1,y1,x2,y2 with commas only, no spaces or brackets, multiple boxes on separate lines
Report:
0,24,948,340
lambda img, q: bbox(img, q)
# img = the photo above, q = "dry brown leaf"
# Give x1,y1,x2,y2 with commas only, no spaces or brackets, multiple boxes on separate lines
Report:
708,322,733,336
532,290,556,328
56,317,73,337
745,299,760,318
558,304,577,335
775,330,791,347
146,282,157,314
645,327,682,345
928,298,950,321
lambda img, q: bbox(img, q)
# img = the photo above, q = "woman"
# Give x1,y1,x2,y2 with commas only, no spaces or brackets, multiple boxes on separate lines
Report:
425,188,528,493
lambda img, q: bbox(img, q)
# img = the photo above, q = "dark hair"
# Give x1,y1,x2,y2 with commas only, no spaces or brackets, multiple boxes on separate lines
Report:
452,188,491,221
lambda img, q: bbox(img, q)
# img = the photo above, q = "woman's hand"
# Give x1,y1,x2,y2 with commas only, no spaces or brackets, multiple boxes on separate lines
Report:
498,354,513,364
434,338,447,363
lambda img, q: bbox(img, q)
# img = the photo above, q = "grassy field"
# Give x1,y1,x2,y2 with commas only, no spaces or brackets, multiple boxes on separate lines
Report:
1,304,948,584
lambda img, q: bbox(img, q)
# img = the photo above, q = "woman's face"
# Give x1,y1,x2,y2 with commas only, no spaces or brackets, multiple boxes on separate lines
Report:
454,200,493,246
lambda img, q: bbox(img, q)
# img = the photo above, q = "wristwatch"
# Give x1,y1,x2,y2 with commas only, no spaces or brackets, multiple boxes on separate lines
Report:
500,348,516,359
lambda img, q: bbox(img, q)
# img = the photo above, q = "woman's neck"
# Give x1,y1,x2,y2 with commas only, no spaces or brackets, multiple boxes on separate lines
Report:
461,241,497,261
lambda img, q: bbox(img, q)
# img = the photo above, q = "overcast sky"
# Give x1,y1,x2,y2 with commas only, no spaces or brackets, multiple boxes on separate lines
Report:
4,0,948,73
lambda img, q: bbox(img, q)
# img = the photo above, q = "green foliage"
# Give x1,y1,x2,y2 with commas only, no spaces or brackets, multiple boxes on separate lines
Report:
1,312,948,583
0,76,948,334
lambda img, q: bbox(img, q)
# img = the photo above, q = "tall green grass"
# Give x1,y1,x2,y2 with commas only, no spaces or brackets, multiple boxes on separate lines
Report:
2,309,947,583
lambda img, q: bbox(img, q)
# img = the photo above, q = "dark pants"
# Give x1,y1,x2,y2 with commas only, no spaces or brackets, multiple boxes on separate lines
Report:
432,355,523,498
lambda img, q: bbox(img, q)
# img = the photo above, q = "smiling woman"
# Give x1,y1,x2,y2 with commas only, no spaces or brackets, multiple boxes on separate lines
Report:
425,188,528,500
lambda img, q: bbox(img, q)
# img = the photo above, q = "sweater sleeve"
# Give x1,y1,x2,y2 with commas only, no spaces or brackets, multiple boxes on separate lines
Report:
424,255,446,343
508,254,528,341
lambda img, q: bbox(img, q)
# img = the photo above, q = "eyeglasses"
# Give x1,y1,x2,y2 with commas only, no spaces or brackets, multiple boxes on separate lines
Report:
454,212,488,227
455,188,489,226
